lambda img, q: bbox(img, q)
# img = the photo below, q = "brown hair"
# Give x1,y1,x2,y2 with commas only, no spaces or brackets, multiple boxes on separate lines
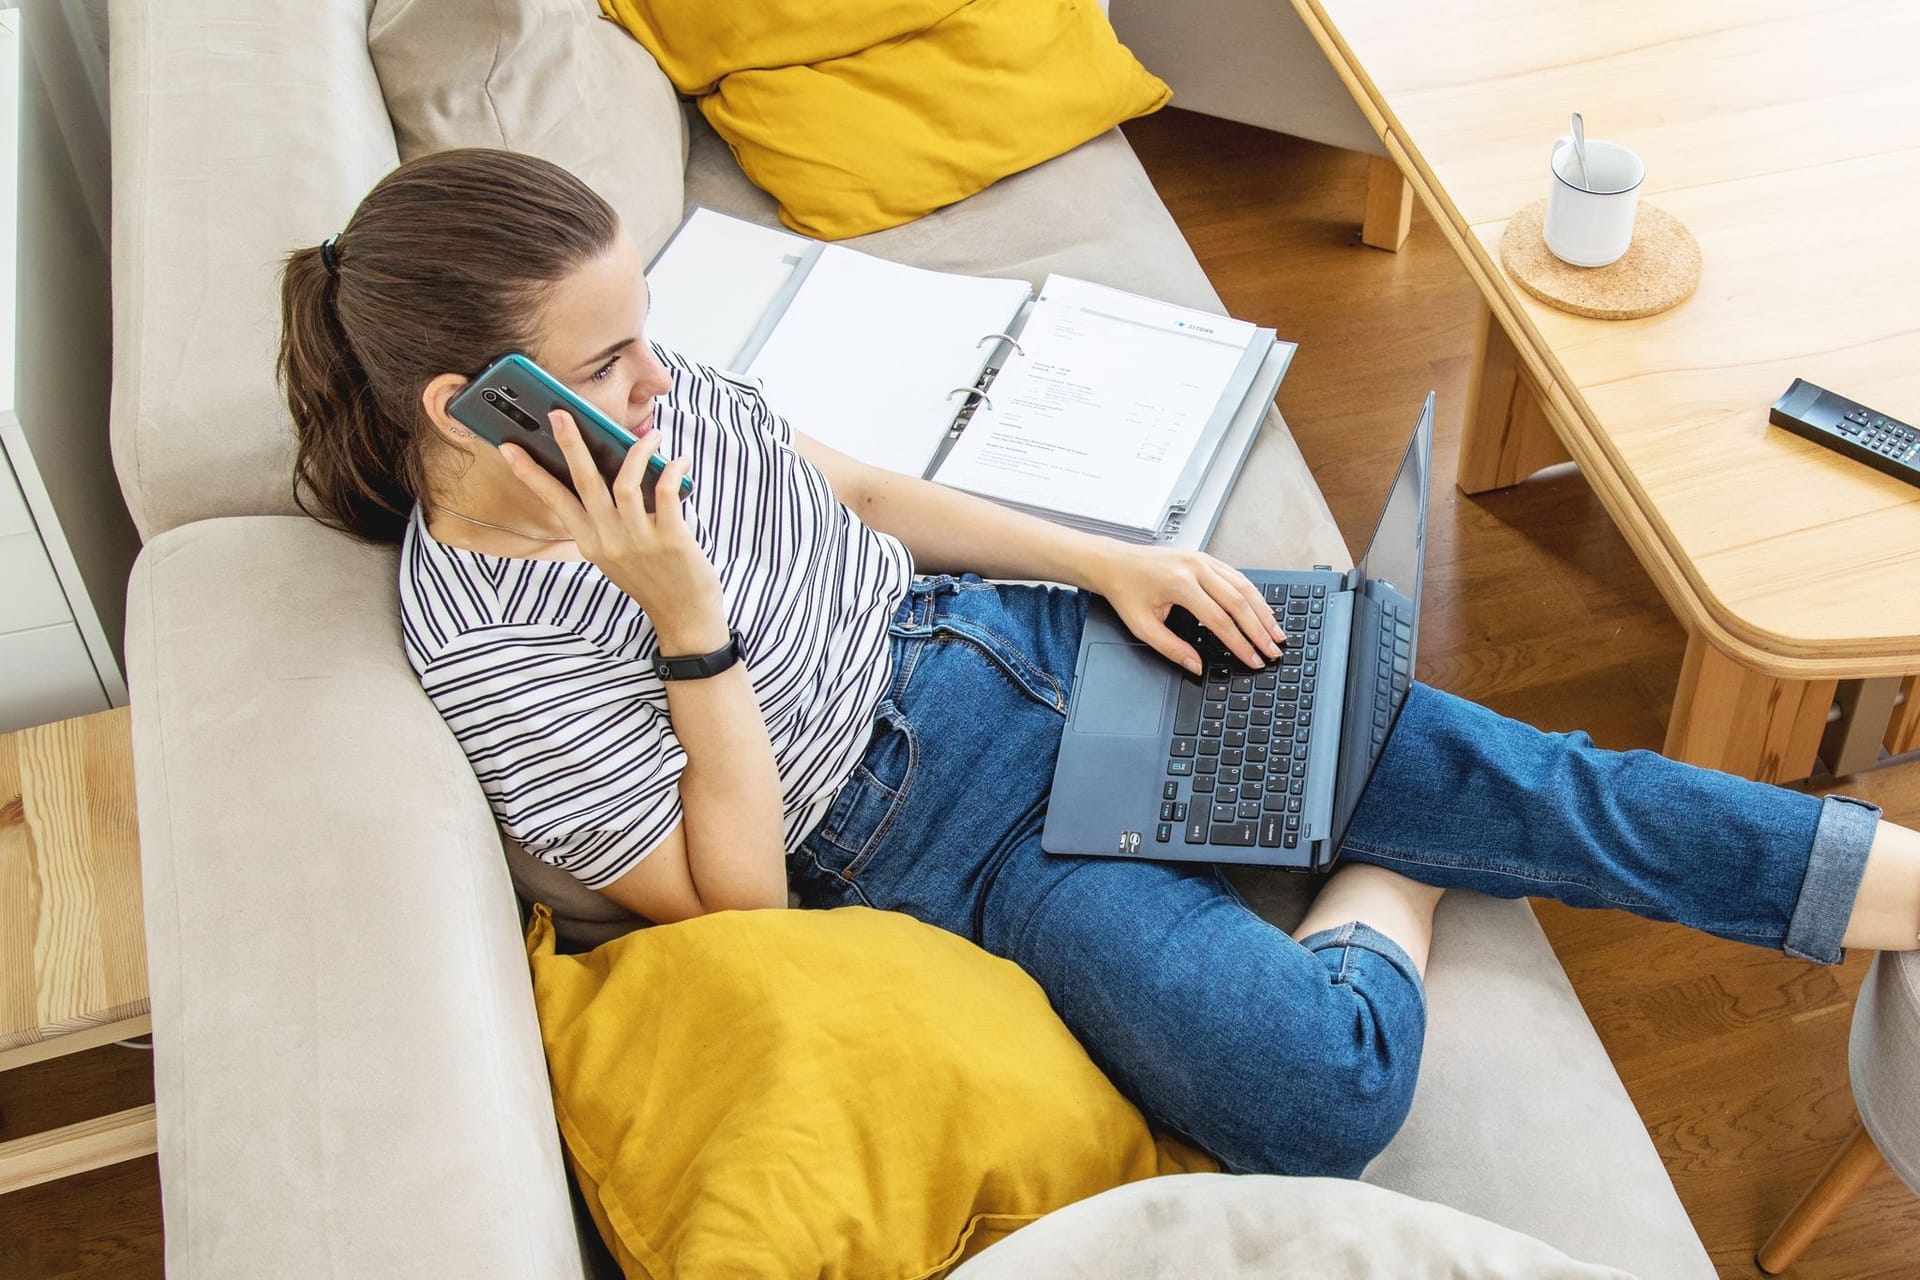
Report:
278,148,621,543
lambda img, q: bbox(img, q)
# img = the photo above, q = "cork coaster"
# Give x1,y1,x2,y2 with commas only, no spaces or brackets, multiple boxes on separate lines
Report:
1500,199,1701,320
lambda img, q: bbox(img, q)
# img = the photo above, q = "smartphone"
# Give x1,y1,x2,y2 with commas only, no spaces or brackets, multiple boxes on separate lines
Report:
447,352,692,512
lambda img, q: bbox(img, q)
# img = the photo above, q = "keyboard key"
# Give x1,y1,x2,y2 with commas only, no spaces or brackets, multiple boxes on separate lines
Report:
1229,693,1251,712
1227,712,1249,731
1208,663,1232,682
1260,815,1283,847
1288,796,1301,813
1163,780,1180,801
1290,779,1304,795
1239,800,1261,821
1202,721,1224,738
1264,584,1287,604
1240,782,1262,801
1197,755,1218,774
1285,815,1300,831
1156,823,1172,843
1212,803,1237,825
1253,691,1275,709
1186,818,1209,844
1280,652,1303,667
1291,762,1305,779
1170,737,1196,758
1199,739,1221,757
1312,585,1326,597
1254,672,1278,690
1161,801,1178,821
1221,747,1243,767
1289,584,1308,598
1167,759,1193,776
1219,767,1242,787
1262,793,1287,812
1211,821,1256,847
1245,763,1266,782
1231,675,1254,694
1283,833,1297,849
1250,709,1273,727
1225,730,1247,749
1247,744,1269,763
1265,774,1288,793
1193,775,1215,794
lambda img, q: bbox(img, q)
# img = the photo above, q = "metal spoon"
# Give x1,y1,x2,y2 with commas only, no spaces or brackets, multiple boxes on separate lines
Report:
1570,111,1590,189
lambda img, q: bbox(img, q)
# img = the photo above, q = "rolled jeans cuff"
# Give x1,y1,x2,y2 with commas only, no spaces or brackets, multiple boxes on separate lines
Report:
1785,794,1882,964
1299,921,1427,1003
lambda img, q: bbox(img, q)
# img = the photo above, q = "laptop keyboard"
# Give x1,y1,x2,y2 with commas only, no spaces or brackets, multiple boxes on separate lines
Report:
1370,598,1414,753
1161,583,1324,851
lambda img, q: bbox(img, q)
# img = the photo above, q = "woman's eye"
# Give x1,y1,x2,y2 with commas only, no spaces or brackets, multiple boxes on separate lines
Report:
589,354,621,383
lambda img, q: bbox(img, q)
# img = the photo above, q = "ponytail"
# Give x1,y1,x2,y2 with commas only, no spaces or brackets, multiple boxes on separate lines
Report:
274,149,623,545
279,244,423,544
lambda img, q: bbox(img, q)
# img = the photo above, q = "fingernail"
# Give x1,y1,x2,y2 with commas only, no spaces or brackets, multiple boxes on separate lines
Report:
1272,623,1288,641
1185,657,1202,674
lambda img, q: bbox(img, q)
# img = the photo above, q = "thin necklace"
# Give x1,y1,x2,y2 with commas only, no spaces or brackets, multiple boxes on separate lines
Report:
436,504,572,543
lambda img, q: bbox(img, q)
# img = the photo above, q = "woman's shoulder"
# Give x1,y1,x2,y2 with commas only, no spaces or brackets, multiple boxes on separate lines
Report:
399,505,624,672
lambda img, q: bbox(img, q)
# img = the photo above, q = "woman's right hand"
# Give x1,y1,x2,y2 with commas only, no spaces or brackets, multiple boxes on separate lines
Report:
503,410,729,653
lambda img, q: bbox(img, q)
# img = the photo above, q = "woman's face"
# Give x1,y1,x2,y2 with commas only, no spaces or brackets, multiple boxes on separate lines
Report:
527,230,675,435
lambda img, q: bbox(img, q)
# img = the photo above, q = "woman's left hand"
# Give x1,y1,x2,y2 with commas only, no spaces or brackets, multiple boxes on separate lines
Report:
1084,544,1286,674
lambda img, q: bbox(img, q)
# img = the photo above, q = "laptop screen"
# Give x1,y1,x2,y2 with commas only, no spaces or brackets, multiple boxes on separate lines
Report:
1329,393,1435,851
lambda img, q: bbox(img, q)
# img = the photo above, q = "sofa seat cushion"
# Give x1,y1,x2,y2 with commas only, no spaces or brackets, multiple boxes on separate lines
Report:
525,903,1215,1279
949,1172,1636,1278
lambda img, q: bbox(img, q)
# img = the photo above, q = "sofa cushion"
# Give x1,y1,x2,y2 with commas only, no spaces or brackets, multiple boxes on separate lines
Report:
603,0,1168,239
948,1172,1636,1279
525,903,1215,1279
1851,950,1920,1193
368,0,688,260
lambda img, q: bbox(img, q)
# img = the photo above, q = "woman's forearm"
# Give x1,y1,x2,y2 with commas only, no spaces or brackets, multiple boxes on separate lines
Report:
663,660,789,912
846,464,1118,586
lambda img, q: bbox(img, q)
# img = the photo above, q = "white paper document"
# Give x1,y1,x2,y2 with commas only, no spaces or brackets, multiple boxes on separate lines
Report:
743,246,1032,477
645,209,809,370
933,276,1261,531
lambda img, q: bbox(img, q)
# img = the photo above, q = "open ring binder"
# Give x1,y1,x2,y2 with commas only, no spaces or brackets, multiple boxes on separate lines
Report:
946,386,993,412
976,332,1025,356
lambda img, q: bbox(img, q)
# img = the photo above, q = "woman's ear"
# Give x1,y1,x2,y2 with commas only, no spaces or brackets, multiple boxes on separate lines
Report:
421,372,476,446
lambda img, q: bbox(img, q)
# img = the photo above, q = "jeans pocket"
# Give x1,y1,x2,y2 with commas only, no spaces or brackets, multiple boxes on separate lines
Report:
808,702,919,885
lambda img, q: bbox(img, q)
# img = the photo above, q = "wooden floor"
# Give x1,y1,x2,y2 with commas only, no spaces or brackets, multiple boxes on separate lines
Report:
5,107,1917,1280
1125,107,1920,1280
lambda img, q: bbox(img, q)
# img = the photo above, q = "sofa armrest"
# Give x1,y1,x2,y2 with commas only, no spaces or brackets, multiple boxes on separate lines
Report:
128,516,588,1279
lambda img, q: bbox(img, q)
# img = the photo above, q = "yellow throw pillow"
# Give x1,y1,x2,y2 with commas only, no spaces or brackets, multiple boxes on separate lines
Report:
599,0,1172,239
526,903,1216,1279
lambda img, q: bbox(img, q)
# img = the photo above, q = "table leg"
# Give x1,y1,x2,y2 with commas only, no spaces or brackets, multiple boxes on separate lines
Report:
1664,631,1836,783
1458,302,1572,494
1885,675,1920,755
1361,155,1412,251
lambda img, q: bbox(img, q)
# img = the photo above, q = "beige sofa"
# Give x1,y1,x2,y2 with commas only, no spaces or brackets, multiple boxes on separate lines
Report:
112,0,1719,1275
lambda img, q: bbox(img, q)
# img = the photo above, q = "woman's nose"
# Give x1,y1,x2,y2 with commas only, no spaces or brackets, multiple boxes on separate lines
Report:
634,351,673,401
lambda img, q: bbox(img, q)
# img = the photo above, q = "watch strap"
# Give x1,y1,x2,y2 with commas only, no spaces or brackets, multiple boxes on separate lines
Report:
653,629,744,682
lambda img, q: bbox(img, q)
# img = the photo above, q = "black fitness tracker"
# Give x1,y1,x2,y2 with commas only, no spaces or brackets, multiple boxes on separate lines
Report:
653,629,745,682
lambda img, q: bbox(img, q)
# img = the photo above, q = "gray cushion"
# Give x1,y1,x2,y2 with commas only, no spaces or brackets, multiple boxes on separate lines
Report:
951,1173,1635,1279
1851,949,1920,1193
369,0,688,261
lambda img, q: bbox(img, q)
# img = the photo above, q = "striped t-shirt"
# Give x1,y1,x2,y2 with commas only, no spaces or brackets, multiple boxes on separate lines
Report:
398,346,913,889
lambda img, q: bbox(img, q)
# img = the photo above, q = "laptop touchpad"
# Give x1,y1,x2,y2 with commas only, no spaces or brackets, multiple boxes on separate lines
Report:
1071,643,1173,737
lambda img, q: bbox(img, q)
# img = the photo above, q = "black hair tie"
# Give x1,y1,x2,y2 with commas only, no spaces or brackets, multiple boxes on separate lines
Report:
319,235,342,277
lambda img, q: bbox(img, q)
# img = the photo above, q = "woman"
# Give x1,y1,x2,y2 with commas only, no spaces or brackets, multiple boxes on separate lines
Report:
280,149,1920,1179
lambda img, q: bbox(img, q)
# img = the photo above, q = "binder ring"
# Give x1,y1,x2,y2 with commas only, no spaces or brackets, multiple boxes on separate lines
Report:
976,332,1024,356
947,386,992,412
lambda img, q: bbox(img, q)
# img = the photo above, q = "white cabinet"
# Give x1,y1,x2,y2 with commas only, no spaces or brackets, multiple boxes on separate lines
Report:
0,7,126,732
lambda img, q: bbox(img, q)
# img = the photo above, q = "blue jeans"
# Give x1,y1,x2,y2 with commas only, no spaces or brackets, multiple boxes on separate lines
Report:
789,577,1882,1178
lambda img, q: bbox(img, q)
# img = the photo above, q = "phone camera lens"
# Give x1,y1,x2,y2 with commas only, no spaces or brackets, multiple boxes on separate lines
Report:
482,389,499,404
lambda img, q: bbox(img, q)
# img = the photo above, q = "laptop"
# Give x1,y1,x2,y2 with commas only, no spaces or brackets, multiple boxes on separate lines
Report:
1041,394,1434,871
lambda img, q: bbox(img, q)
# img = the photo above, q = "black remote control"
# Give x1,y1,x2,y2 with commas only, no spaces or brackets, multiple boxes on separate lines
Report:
1769,379,1920,488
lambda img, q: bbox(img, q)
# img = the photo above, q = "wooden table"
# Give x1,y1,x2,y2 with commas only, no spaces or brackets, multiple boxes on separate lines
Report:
0,706,155,1194
1291,0,1920,782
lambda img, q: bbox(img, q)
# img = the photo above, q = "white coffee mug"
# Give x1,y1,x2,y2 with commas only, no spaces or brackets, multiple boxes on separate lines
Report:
1543,136,1644,268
